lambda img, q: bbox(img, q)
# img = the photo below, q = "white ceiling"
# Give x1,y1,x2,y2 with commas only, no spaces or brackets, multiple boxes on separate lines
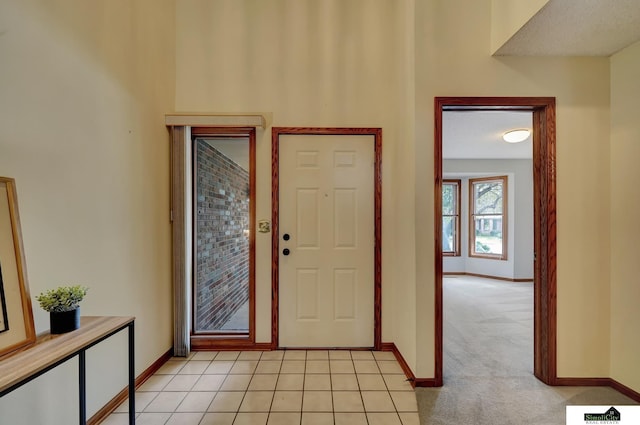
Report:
443,111,532,160
495,0,640,56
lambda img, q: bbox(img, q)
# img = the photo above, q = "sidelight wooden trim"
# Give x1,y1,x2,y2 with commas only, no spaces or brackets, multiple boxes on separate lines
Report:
190,127,257,347
434,97,557,387
271,127,383,350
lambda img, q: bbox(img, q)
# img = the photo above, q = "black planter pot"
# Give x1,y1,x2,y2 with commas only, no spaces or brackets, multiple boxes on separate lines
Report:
50,308,80,334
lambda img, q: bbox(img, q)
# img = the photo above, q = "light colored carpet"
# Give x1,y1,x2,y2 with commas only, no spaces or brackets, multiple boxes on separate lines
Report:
416,276,637,425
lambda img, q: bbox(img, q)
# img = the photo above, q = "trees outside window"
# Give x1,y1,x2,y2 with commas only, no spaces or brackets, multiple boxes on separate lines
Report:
469,176,507,260
442,180,461,256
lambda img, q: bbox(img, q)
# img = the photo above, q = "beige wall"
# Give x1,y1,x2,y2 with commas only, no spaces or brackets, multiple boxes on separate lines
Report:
177,0,615,382
610,40,640,392
414,0,611,378
1,2,635,420
175,0,418,366
0,0,175,423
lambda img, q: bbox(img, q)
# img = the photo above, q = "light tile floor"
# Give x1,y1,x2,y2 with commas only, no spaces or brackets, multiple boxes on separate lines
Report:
103,350,419,425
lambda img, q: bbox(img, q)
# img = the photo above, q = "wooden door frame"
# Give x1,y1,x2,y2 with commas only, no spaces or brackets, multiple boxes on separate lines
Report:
271,127,383,349
434,97,557,385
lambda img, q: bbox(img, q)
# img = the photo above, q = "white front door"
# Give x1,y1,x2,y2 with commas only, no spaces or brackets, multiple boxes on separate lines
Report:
279,134,375,347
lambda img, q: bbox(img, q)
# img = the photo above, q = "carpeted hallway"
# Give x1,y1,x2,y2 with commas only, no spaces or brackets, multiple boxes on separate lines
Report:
416,275,637,425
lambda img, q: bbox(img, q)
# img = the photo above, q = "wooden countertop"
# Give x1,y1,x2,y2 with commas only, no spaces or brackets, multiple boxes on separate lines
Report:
0,316,134,394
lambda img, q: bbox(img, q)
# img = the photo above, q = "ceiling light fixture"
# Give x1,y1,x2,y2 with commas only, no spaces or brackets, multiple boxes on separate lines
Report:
502,129,531,143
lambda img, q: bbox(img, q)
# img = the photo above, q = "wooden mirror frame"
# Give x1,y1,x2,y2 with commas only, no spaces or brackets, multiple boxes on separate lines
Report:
0,177,36,358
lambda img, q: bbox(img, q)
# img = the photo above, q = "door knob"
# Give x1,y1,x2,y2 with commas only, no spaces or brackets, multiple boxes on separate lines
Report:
283,248,290,256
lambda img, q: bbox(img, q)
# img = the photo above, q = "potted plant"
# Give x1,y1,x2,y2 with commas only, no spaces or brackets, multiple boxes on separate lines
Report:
35,285,88,334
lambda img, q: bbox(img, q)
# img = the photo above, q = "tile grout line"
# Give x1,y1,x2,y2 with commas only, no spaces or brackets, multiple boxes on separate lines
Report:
105,350,419,425
329,352,336,425
375,356,404,425
265,349,283,425
300,350,308,425
354,351,372,425
231,351,243,425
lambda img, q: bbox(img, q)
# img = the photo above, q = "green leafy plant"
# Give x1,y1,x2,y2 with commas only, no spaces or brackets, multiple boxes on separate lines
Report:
35,285,88,313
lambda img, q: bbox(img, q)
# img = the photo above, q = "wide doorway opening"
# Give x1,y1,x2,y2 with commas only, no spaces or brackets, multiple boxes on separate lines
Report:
441,109,534,380
434,97,557,386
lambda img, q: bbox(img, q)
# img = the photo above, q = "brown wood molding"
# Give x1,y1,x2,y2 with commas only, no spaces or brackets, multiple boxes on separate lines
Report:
434,97,557,387
136,348,175,387
88,348,173,425
609,379,640,403
413,378,439,387
380,343,414,384
443,272,533,283
381,342,439,388
554,377,610,387
87,387,128,425
248,129,257,344
379,343,395,351
271,128,383,350
271,129,280,349
532,99,558,384
555,377,640,403
433,101,444,387
373,129,383,349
